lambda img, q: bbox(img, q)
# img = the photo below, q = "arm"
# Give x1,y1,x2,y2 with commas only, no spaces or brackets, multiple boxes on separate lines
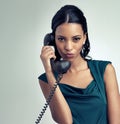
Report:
104,64,120,124
39,72,72,124
39,46,72,124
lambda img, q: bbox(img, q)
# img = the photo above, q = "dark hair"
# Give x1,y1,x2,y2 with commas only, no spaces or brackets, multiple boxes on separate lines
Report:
44,5,90,60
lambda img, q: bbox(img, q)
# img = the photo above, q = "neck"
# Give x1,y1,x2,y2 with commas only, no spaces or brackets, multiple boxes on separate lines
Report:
68,57,88,73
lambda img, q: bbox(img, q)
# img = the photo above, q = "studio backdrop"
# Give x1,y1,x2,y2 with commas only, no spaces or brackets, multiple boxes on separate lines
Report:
0,0,120,124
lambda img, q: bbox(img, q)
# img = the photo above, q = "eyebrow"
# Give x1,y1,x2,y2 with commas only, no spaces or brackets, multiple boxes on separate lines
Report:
72,35,82,38
56,35,65,37
56,35,82,37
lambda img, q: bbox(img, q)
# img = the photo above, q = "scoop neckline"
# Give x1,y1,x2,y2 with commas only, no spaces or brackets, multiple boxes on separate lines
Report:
55,59,94,90
58,79,95,90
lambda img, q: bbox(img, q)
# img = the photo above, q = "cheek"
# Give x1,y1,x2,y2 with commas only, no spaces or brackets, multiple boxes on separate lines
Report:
55,41,63,50
56,46,63,55
55,42,63,54
75,43,83,52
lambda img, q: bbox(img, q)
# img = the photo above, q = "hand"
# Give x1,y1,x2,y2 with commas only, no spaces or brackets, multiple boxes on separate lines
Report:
40,46,56,72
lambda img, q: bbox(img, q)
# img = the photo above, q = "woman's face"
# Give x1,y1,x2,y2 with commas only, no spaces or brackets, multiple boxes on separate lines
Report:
55,23,86,62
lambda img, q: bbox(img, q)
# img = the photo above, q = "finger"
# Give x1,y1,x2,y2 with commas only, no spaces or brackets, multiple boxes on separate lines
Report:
42,46,54,52
40,47,56,60
41,46,55,57
46,50,56,59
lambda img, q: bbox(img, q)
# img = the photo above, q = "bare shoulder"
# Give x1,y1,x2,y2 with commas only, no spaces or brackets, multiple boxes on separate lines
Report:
104,63,117,82
39,79,48,87
104,63,120,96
104,63,115,73
39,79,50,99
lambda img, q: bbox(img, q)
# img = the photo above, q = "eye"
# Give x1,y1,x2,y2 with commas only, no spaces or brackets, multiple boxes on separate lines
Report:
57,37,65,42
73,37,81,42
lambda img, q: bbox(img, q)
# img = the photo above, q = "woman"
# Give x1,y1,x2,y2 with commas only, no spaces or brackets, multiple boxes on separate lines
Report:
38,5,120,124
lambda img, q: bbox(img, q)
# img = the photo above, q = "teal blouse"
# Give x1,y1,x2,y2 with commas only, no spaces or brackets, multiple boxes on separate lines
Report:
38,60,111,124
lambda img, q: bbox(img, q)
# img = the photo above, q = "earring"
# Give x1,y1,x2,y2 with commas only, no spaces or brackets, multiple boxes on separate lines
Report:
83,40,85,45
82,44,85,52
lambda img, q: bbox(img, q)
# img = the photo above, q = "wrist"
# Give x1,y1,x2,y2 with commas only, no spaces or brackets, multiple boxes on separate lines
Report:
45,71,56,85
45,70,53,75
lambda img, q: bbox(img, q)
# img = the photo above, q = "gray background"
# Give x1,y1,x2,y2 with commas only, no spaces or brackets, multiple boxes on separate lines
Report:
0,0,120,124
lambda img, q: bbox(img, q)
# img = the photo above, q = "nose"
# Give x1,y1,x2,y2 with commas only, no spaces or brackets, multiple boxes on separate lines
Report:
64,41,72,51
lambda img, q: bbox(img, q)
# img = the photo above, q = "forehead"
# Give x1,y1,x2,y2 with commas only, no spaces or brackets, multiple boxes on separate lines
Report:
55,23,84,35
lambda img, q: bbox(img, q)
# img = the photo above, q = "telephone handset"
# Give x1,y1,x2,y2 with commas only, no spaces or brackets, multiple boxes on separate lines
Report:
44,33,71,74
35,33,71,124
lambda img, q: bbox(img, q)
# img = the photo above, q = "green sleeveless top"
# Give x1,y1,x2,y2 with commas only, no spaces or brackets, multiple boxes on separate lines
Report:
38,60,111,124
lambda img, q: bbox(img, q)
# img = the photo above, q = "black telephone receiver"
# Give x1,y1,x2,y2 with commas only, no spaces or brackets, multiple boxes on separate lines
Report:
35,34,71,124
44,33,71,74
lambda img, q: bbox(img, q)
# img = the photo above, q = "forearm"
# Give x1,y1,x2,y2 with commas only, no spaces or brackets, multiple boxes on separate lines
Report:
41,71,73,124
40,44,72,123
49,86,72,124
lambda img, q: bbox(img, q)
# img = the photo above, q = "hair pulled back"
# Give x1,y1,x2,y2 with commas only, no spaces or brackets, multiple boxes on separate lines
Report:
44,5,90,60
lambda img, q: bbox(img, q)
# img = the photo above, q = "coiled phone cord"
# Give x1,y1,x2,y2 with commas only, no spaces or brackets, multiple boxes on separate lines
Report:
35,74,63,124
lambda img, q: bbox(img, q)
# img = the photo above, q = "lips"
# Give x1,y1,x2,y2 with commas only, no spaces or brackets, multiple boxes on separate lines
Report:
65,53,74,58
